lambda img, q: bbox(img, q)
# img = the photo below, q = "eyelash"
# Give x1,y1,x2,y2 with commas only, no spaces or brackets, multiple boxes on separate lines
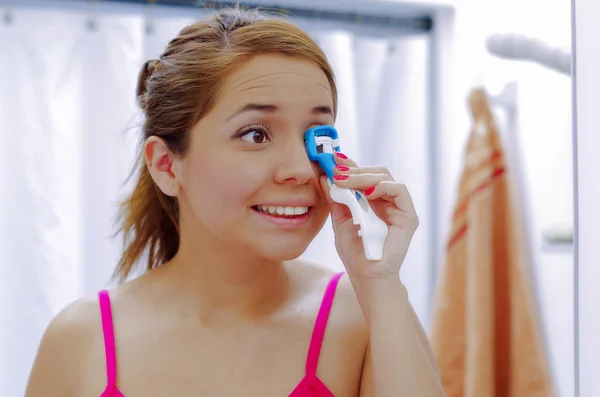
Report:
235,124,271,144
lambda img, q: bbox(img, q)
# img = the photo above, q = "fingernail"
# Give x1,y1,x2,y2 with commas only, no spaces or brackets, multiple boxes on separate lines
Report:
365,186,375,196
335,152,348,160
334,174,349,181
335,165,349,171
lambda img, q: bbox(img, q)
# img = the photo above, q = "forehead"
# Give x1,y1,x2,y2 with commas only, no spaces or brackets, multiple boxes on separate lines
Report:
217,54,334,109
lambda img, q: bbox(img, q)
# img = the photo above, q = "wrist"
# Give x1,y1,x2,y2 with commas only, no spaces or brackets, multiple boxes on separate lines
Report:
358,276,410,319
359,273,404,295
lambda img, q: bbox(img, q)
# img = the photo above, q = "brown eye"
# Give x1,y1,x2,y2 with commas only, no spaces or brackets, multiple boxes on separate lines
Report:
239,126,270,144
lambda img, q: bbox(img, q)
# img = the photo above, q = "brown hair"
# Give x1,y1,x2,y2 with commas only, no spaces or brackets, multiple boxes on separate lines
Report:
114,7,338,281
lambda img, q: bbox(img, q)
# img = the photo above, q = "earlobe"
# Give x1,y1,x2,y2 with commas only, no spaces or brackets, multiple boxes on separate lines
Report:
144,136,180,197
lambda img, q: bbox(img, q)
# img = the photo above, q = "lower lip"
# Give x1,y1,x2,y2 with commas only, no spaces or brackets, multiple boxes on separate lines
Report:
251,207,311,228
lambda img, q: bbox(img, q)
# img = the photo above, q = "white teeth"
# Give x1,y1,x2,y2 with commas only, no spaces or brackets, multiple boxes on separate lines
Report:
257,205,309,216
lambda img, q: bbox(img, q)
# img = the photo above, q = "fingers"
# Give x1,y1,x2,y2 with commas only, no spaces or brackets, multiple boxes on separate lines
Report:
332,170,393,191
334,152,391,175
367,181,419,228
334,164,391,176
333,151,393,181
365,180,414,207
333,152,358,168
329,152,418,232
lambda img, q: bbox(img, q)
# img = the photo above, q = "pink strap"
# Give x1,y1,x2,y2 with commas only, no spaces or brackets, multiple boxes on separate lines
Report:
97,274,344,388
98,290,117,390
305,272,344,376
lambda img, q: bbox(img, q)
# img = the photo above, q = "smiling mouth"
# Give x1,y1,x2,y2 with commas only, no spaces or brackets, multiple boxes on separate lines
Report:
251,205,311,217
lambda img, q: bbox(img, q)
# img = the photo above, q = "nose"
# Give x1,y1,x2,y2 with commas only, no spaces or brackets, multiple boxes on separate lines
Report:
273,137,316,185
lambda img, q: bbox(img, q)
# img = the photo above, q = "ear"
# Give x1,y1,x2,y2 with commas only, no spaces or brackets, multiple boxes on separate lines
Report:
144,136,180,197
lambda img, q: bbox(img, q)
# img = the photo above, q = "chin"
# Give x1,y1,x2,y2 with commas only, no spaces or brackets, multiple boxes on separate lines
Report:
250,236,314,262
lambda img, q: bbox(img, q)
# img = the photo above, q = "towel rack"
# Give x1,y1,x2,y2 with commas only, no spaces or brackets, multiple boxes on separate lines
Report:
485,33,571,76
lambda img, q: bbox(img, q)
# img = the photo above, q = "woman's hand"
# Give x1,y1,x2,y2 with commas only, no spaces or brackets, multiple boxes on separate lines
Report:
319,152,419,281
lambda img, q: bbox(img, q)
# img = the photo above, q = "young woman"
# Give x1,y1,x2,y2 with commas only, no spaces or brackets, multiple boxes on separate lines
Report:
26,7,444,397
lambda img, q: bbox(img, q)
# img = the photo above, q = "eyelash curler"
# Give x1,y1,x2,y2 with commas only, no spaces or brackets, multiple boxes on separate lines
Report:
304,125,388,261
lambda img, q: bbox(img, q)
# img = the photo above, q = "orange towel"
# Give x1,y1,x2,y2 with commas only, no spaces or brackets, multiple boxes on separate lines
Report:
430,88,555,397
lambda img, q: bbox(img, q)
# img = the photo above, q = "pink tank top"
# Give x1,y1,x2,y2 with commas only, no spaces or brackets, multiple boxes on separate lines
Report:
98,272,345,397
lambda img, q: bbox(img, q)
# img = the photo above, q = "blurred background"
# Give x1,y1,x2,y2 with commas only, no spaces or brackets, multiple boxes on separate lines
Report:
0,0,574,396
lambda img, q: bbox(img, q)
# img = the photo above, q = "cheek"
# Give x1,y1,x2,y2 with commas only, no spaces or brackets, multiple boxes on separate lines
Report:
185,153,267,209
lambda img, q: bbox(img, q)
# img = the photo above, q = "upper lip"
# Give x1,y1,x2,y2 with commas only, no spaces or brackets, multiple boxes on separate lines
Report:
254,200,314,207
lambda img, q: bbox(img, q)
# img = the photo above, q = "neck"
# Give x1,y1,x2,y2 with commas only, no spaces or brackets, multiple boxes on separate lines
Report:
155,226,291,323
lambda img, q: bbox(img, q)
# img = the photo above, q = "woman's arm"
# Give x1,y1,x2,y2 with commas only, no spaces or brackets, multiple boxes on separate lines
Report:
318,157,445,396
358,277,445,397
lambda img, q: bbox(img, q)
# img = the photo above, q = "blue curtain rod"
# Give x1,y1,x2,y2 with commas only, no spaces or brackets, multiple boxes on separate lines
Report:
99,0,433,31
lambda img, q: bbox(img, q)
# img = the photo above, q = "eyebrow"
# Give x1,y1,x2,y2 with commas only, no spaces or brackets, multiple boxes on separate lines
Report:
227,103,333,121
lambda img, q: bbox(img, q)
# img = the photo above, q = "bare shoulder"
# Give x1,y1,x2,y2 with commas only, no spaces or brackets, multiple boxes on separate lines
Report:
292,260,369,394
25,294,102,397
291,260,367,330
329,270,370,350
334,271,368,323
291,259,369,342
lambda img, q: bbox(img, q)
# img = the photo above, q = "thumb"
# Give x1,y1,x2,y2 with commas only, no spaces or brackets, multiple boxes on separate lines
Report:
319,175,351,225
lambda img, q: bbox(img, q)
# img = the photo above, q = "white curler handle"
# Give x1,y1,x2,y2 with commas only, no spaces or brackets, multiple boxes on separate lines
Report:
328,181,388,261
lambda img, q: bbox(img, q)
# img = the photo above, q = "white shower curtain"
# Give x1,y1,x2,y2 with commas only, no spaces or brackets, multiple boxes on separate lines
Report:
0,2,431,395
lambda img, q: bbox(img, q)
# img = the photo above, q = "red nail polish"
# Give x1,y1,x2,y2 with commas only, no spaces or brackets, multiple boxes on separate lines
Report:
365,186,375,196
336,165,349,171
335,152,348,160
334,174,349,180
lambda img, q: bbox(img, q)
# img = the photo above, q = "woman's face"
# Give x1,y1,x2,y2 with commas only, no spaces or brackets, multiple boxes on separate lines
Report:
176,54,335,261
